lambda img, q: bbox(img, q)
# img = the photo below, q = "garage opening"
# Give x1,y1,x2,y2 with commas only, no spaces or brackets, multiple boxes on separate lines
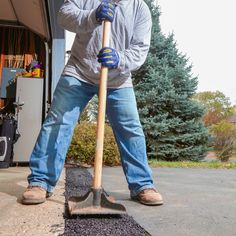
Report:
0,26,47,165
0,0,65,168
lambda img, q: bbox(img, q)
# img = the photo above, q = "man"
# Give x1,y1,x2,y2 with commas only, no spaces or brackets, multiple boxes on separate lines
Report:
22,0,163,206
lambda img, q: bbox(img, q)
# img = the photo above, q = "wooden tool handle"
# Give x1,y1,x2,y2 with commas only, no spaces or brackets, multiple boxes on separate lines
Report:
93,21,111,189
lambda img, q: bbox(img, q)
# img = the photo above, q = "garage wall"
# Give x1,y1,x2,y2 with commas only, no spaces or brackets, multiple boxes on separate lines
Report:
47,0,65,98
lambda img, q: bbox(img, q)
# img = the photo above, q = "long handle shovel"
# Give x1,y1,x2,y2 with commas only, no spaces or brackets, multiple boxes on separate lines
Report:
68,20,126,216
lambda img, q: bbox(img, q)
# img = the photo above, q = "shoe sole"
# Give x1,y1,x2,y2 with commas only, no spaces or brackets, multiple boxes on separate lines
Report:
21,193,52,205
131,196,164,206
21,198,46,205
139,200,164,206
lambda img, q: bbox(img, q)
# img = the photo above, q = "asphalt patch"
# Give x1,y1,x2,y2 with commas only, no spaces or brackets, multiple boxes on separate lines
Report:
61,167,151,236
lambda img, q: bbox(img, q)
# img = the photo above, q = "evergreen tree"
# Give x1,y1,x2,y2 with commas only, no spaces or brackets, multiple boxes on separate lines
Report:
133,0,210,161
80,96,98,122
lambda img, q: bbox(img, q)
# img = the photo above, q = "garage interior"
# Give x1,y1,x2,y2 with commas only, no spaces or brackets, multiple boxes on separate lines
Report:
0,0,65,166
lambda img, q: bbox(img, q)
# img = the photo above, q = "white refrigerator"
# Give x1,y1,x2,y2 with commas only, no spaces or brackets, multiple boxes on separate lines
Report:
13,77,44,163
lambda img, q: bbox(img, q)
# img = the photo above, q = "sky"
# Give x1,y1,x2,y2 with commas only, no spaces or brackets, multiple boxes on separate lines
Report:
157,0,236,105
66,0,236,105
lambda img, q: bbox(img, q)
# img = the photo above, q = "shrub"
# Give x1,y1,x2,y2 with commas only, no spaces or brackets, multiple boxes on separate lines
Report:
210,120,236,161
67,122,120,166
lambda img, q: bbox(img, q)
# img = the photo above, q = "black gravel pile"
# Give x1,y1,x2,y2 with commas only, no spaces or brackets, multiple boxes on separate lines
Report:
62,167,151,236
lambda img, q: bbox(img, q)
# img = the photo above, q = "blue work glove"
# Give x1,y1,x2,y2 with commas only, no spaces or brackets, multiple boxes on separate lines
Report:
96,0,116,23
97,47,119,69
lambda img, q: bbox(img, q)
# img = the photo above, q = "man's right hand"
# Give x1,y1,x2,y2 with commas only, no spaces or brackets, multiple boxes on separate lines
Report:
96,0,116,23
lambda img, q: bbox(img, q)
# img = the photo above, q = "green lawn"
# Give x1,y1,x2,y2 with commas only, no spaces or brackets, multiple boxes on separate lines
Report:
148,160,236,169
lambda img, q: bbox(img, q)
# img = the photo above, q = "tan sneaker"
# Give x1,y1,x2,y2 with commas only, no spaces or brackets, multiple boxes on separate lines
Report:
132,188,164,206
22,186,51,205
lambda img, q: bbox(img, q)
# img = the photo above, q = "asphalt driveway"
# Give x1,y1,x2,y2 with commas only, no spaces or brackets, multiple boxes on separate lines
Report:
102,167,236,236
0,166,236,236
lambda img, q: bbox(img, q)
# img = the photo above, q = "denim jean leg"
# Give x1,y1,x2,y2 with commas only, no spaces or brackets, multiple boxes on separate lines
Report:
106,87,155,196
28,76,96,192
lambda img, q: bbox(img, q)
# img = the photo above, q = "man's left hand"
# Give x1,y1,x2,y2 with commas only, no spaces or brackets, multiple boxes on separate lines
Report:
97,47,119,69
96,1,116,23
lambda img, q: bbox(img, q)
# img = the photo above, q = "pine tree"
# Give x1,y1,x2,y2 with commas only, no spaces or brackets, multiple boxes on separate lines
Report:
133,0,210,161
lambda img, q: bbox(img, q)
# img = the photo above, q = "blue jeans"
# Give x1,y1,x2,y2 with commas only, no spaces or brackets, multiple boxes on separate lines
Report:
28,75,155,196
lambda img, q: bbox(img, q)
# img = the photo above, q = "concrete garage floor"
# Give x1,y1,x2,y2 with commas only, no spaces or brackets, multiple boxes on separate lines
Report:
1,166,236,236
0,167,65,236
